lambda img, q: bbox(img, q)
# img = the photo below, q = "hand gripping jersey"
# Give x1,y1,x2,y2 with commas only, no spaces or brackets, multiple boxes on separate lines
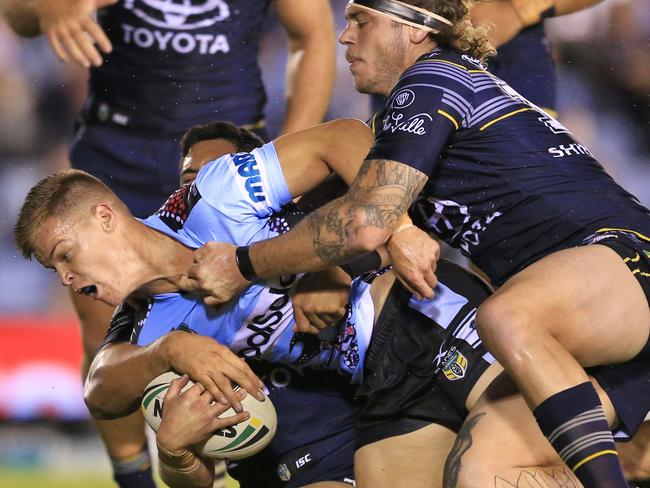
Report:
87,0,272,134
128,141,482,384
135,142,373,382
368,48,650,286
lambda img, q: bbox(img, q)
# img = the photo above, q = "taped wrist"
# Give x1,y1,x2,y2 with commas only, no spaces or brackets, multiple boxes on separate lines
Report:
340,251,382,278
157,442,213,488
511,0,555,26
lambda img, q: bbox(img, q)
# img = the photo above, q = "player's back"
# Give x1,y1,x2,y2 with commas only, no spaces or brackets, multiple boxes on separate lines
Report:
372,48,650,285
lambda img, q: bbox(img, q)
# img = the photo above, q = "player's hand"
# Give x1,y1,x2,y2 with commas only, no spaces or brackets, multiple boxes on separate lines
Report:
292,268,351,334
34,0,116,68
180,242,250,307
156,374,250,453
468,0,524,48
161,331,265,413
387,225,439,300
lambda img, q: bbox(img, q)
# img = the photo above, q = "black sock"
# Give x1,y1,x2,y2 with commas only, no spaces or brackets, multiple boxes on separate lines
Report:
533,382,628,488
112,447,157,488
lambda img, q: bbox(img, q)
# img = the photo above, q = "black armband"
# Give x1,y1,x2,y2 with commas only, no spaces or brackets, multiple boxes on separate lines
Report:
340,251,383,278
235,246,259,281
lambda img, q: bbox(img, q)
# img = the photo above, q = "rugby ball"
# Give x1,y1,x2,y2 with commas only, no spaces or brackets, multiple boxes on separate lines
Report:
141,371,277,460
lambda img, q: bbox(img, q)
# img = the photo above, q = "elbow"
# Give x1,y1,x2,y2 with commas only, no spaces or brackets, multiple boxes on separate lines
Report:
83,380,113,420
84,380,136,420
84,361,135,420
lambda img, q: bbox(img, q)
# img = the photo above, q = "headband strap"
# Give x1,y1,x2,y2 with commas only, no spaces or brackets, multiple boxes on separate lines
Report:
349,0,452,33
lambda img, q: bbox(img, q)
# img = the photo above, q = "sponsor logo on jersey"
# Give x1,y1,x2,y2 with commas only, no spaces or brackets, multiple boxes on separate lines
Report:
547,143,593,158
124,0,230,30
232,152,267,203
382,111,433,136
391,89,416,109
236,275,298,358
121,24,230,53
121,0,231,54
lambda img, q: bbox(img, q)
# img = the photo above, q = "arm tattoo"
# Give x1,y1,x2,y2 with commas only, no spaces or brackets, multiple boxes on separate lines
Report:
307,159,427,264
443,412,485,488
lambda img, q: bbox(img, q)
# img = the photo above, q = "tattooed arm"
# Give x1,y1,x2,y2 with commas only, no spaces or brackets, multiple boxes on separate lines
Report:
183,159,431,306
262,158,427,268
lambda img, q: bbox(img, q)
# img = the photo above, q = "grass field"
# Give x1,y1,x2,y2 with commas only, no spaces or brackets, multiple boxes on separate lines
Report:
0,468,240,488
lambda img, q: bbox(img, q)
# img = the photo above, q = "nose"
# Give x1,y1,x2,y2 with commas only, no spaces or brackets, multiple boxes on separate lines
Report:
56,266,73,287
338,24,353,45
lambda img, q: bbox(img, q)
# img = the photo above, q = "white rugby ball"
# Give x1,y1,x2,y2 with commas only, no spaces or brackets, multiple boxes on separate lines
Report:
141,371,277,460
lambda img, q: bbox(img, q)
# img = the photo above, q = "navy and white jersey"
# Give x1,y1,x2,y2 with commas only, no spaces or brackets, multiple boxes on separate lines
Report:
368,48,650,286
88,0,272,134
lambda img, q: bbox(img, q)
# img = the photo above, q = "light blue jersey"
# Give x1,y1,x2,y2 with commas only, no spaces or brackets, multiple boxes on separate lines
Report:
135,142,373,381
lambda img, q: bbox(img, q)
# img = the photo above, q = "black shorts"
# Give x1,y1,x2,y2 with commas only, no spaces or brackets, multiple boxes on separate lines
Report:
582,229,650,440
229,362,357,487
355,260,495,448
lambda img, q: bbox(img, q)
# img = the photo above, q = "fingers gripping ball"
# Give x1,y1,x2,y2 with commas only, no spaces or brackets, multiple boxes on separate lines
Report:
142,371,277,460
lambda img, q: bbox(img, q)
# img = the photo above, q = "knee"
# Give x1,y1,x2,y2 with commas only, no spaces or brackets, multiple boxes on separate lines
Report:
476,294,541,363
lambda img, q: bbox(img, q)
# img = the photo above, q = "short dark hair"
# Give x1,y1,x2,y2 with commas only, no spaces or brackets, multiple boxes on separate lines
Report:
14,169,125,260
180,121,265,157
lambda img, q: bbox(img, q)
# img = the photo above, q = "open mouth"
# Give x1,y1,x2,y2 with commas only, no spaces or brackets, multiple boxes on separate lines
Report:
79,285,97,297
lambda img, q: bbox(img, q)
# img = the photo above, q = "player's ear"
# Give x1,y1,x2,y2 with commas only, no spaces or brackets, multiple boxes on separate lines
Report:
409,26,430,44
94,202,117,232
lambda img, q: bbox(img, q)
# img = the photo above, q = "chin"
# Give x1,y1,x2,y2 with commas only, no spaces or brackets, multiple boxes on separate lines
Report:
354,79,382,96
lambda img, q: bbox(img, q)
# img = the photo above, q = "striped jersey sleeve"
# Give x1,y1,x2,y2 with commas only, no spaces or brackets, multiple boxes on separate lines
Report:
368,55,475,175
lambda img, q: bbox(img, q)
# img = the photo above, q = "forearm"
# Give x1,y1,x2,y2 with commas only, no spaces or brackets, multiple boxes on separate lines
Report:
280,34,335,135
511,0,603,26
2,0,41,37
554,0,603,16
249,159,426,277
157,443,214,488
84,339,171,419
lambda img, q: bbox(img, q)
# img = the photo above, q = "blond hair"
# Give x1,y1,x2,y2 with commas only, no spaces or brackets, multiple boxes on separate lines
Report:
402,0,495,61
14,169,126,260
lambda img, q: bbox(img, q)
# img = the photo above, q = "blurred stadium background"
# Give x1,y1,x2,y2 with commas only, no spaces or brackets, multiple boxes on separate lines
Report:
0,0,648,486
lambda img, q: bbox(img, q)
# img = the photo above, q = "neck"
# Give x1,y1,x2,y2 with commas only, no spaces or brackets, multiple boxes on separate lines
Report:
128,221,195,297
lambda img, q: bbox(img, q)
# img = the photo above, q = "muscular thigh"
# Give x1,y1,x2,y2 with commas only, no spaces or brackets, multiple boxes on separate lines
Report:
495,244,650,366
355,423,456,488
451,373,617,488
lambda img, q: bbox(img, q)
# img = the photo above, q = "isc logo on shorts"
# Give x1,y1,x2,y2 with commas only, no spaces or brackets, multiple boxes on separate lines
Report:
232,153,266,203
